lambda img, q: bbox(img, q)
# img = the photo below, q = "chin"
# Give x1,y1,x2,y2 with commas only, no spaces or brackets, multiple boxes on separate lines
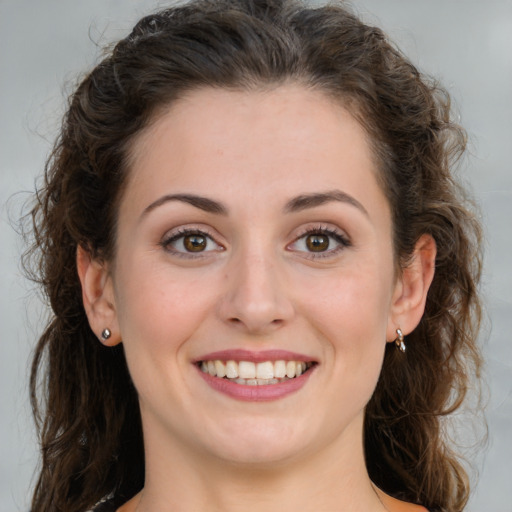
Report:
197,417,319,467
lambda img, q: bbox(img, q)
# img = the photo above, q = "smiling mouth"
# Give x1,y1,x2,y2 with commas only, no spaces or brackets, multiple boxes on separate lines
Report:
198,360,316,385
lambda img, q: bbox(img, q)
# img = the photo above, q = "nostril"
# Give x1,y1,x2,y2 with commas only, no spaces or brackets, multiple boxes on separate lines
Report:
229,317,283,326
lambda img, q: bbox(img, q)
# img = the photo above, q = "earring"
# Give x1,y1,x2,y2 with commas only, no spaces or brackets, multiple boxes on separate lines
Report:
101,328,112,341
394,328,406,353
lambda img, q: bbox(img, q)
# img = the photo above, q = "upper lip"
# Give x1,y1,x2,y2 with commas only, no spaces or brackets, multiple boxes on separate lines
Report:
193,349,317,363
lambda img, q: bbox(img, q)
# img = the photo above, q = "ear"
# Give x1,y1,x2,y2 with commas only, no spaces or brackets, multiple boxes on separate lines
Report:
77,245,121,346
386,234,436,341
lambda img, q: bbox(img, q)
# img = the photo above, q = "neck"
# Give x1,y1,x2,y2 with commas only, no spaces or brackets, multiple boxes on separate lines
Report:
129,412,387,512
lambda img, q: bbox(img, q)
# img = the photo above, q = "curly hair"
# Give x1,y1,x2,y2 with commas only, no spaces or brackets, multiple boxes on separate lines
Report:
25,1,483,511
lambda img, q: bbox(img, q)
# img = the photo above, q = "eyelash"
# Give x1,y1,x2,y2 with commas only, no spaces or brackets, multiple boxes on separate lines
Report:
160,225,351,259
160,228,223,258
288,226,352,259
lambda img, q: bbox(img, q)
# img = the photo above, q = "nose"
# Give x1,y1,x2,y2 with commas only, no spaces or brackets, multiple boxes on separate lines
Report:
217,247,295,335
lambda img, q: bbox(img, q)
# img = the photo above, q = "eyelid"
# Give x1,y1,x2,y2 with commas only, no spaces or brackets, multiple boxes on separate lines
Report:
287,224,351,258
160,226,225,257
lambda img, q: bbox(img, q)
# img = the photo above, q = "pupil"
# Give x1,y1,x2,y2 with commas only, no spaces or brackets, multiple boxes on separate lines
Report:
184,235,207,252
306,234,329,252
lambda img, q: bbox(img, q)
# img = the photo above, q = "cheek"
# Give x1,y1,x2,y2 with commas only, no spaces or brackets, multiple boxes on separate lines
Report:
113,261,219,361
298,261,393,388
285,264,392,443
112,264,223,411
302,264,393,342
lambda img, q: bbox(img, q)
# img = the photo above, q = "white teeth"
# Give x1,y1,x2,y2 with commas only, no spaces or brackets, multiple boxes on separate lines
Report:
256,361,274,379
225,360,238,379
239,361,256,379
200,359,313,383
274,360,286,378
214,360,226,378
286,361,296,378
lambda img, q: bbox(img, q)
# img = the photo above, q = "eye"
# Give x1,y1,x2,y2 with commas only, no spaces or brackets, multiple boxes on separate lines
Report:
304,233,330,252
289,227,350,257
161,229,223,256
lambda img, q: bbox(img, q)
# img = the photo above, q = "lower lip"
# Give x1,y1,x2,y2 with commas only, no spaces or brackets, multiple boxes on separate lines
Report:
196,366,316,402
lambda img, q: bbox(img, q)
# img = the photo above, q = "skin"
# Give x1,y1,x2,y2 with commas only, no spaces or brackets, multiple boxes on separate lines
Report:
78,85,435,512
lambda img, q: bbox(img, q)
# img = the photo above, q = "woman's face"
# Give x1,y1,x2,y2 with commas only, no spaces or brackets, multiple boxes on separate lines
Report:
107,86,403,466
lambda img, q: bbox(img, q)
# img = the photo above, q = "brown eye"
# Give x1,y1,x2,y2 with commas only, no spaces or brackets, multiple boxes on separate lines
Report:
162,229,223,256
183,234,207,252
305,234,329,252
288,228,350,258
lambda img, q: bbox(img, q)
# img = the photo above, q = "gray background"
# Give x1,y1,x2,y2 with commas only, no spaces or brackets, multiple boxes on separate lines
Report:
1,1,511,510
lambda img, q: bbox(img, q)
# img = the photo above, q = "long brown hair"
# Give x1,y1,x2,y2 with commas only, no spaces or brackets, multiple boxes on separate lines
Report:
25,1,483,511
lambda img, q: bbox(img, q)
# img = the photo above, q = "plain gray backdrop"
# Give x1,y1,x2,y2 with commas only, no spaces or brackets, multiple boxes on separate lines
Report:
1,1,511,510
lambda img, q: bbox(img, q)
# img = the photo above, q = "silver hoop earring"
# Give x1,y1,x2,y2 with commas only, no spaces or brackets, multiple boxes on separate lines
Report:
394,328,406,353
101,328,112,341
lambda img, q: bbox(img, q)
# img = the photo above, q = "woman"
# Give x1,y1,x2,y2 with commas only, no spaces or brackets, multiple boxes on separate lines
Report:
26,0,483,511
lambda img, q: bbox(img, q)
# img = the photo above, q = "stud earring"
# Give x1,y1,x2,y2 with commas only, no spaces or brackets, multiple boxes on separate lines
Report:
101,328,112,341
394,328,406,353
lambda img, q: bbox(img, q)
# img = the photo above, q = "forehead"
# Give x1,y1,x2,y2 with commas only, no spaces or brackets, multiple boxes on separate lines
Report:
122,85,387,220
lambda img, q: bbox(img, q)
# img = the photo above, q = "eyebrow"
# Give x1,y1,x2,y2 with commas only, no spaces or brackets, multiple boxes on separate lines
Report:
284,190,369,216
140,189,368,220
140,193,228,219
